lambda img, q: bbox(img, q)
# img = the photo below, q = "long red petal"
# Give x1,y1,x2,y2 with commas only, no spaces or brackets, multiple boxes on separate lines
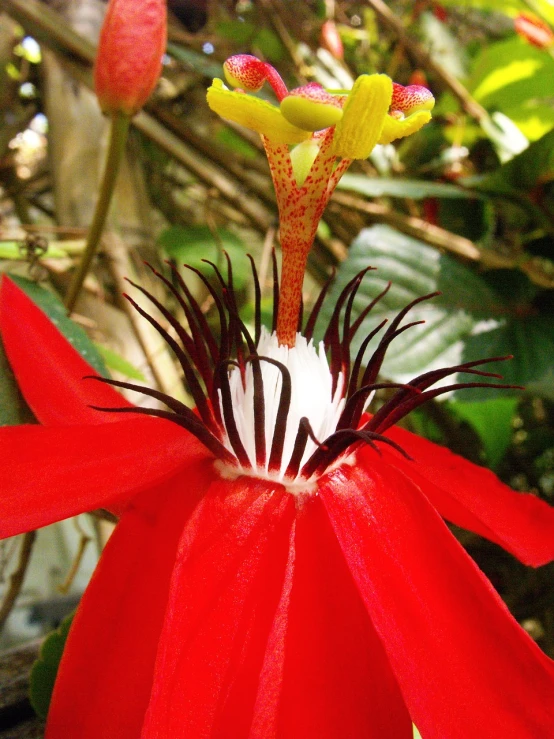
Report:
384,424,554,566
321,451,554,738
45,458,211,739
0,276,133,425
141,476,297,738
0,418,200,537
250,494,412,739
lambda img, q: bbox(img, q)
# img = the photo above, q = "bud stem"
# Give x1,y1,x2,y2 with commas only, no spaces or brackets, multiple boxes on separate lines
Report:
64,112,131,312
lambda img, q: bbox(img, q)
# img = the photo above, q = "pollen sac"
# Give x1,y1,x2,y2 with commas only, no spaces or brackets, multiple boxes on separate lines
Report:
280,82,343,132
223,54,267,92
390,82,435,117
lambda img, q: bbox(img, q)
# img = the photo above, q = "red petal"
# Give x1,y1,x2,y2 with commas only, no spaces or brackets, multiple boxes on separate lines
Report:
320,452,554,738
141,476,296,738
45,461,211,739
384,425,554,566
0,276,133,425
0,418,201,537
250,494,412,739
143,476,411,739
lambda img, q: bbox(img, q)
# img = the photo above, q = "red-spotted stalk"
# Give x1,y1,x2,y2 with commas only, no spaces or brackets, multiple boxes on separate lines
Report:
208,55,435,348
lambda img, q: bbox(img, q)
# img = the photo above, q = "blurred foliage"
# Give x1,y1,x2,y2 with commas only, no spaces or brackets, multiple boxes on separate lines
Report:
0,0,553,657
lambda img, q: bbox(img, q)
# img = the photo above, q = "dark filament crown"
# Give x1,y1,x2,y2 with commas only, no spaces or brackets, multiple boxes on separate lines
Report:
88,255,516,484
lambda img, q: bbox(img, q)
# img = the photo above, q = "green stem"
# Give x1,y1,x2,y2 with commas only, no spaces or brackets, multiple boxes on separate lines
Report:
64,112,131,313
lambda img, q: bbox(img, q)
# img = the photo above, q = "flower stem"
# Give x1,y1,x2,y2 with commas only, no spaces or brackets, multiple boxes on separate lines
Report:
276,241,310,348
64,112,131,313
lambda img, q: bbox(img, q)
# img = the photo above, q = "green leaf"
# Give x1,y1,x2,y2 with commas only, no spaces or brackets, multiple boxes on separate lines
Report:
253,28,285,62
462,315,554,400
215,128,258,159
0,241,67,260
463,127,554,196
440,0,554,25
468,37,554,141
216,20,256,45
318,225,501,383
166,43,224,78
448,396,519,468
29,612,74,720
0,338,34,425
337,173,478,200
7,275,107,376
95,345,145,382
157,225,251,290
319,225,554,400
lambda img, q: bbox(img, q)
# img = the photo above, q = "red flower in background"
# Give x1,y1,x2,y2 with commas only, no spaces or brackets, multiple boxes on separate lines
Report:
1,265,554,738
514,12,554,50
94,0,167,115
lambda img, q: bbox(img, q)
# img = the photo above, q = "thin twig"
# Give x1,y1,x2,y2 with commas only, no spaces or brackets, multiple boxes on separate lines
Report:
332,191,554,289
364,0,489,123
0,531,37,632
104,234,190,402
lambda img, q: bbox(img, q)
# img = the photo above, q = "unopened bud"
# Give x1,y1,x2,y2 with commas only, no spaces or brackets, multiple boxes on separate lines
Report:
320,20,344,60
94,0,166,116
514,12,554,49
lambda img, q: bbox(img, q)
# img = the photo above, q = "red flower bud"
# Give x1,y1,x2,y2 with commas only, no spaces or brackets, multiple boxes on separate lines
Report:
514,12,554,49
94,0,167,116
320,20,344,60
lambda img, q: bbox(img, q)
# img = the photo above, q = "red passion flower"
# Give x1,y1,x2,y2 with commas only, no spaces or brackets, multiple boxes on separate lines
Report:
1,258,554,738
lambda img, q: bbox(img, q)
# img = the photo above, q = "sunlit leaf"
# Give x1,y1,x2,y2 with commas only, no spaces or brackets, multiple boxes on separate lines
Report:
0,241,67,260
95,345,145,382
337,173,478,199
440,0,554,25
448,396,519,467
157,225,251,290
468,37,554,141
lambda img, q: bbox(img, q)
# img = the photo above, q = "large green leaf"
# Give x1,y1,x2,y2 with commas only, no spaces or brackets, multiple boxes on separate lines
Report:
463,127,554,196
318,225,553,399
337,173,477,200
318,225,500,381
7,275,107,376
467,37,554,141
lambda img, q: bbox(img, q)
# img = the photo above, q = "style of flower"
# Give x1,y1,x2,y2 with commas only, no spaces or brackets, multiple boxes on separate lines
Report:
94,0,167,116
207,55,434,346
1,54,554,739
